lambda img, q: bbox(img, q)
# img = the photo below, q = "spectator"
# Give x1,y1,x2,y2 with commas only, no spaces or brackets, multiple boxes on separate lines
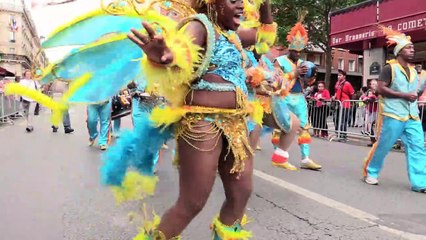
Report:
50,80,74,134
305,84,317,134
354,86,368,128
111,88,132,138
416,64,426,137
361,80,378,146
19,69,41,132
332,69,355,141
313,81,331,138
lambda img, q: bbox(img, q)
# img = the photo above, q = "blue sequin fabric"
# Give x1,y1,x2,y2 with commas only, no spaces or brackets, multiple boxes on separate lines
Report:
206,34,247,95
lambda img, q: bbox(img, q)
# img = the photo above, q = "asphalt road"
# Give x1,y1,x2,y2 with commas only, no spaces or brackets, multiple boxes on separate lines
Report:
0,105,425,240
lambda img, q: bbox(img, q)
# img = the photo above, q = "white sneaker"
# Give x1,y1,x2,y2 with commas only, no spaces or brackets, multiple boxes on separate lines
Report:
364,176,379,185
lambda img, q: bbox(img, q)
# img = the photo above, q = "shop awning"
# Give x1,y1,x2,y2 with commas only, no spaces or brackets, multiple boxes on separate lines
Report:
0,67,15,77
330,0,426,51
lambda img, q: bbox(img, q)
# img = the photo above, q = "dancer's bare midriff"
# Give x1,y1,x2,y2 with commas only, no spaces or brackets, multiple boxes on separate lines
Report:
185,73,238,109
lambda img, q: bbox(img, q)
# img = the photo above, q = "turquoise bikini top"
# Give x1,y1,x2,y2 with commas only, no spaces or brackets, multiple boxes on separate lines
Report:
202,34,248,94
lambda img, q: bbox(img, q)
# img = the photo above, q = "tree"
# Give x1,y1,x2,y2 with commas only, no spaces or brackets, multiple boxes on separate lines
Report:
272,0,365,88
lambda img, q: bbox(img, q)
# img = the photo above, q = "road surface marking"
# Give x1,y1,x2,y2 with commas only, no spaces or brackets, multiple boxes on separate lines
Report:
253,169,426,240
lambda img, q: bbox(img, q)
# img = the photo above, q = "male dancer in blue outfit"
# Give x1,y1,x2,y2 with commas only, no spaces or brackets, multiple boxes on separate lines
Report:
87,99,111,151
272,21,321,171
363,27,426,193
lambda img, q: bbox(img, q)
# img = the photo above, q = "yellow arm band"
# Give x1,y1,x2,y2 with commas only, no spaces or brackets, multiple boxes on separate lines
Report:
255,22,277,54
141,26,203,107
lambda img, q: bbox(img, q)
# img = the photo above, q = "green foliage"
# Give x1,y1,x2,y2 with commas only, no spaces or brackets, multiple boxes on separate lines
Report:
272,0,365,50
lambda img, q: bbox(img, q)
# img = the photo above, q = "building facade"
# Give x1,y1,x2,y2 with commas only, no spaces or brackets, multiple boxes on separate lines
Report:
330,0,426,86
0,0,47,78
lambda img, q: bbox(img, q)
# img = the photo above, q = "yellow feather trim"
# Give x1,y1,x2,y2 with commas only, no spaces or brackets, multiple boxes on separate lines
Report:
386,59,398,65
4,83,67,126
255,22,277,54
133,207,162,240
248,101,264,126
141,12,203,108
110,171,158,205
150,102,264,127
150,106,187,127
132,205,182,240
211,215,252,240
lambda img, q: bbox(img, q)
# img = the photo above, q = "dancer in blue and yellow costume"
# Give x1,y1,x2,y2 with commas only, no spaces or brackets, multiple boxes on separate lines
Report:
362,26,426,193
12,0,276,238
272,20,322,171
245,51,303,169
124,0,277,237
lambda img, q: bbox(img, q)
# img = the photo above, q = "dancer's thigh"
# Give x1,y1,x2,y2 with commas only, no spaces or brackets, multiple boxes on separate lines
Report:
177,121,224,202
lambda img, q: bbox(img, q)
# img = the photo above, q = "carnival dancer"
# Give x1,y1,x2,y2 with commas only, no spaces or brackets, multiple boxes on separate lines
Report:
50,80,74,134
362,26,426,193
246,51,302,169
30,0,276,237
126,0,276,237
272,21,322,171
87,99,112,151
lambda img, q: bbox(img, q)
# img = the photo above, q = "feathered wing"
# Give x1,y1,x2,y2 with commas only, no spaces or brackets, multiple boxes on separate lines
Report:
41,34,144,102
42,9,143,48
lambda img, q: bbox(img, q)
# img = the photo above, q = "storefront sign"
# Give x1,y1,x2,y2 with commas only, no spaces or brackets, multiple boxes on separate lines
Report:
369,62,381,75
331,12,426,46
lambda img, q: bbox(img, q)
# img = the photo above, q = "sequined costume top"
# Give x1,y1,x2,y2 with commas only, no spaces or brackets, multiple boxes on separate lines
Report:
193,34,247,95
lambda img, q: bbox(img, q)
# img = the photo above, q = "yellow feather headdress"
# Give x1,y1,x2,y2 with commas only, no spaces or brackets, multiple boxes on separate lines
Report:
287,11,309,51
379,25,412,56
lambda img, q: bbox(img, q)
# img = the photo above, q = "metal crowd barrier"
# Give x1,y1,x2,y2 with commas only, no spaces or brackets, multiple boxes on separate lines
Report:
306,99,338,138
0,92,23,124
307,99,426,145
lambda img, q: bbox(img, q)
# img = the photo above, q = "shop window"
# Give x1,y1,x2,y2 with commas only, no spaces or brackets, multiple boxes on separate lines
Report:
338,58,344,70
314,54,321,65
348,60,355,72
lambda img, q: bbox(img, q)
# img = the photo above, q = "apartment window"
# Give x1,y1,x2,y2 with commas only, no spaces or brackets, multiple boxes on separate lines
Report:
348,60,355,72
9,47,15,53
314,54,321,65
338,58,344,70
10,31,16,42
9,15,17,42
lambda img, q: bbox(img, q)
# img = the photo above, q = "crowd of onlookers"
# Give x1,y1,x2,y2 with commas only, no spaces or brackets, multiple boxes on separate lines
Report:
305,64,426,148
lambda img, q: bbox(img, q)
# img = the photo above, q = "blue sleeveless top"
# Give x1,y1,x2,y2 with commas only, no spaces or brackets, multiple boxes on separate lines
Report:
206,34,248,95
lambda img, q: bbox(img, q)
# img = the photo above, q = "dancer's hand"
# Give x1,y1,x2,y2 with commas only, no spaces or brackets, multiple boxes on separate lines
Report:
128,22,173,65
403,92,418,102
296,65,308,78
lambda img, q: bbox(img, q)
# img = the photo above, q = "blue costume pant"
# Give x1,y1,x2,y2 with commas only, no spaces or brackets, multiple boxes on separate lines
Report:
363,116,426,190
87,101,111,146
271,96,292,133
283,93,310,159
132,98,159,171
112,119,121,136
